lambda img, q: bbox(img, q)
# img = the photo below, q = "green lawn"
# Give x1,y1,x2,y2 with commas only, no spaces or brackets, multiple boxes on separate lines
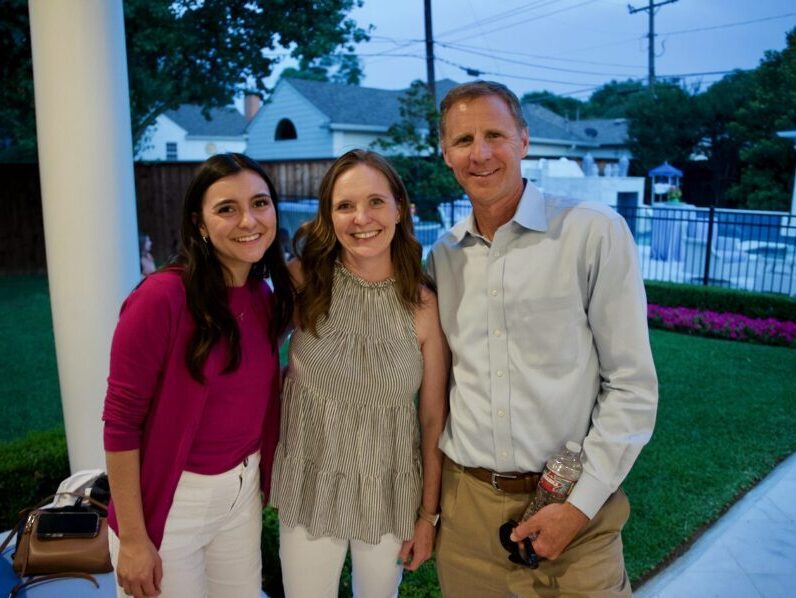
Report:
1,276,795,594
623,329,796,583
0,276,62,442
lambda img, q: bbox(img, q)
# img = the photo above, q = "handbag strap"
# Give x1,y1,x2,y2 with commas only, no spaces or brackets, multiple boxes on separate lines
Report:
8,572,99,598
20,492,108,515
0,527,18,557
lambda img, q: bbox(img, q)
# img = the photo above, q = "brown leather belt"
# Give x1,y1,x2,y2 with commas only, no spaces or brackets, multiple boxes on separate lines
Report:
463,466,540,494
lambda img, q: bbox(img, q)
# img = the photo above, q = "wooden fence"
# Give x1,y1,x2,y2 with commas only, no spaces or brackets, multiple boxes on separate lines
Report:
0,159,334,273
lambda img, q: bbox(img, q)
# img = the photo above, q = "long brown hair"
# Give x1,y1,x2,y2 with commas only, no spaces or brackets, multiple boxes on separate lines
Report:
294,149,432,335
176,153,294,382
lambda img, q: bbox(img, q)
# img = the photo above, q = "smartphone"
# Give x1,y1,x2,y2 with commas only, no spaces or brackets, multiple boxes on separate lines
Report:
36,512,100,539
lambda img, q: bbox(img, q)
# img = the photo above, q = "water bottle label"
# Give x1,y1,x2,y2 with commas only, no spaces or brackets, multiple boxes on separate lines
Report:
539,469,575,498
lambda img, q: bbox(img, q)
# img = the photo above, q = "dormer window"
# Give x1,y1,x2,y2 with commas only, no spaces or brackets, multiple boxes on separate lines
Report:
275,119,297,141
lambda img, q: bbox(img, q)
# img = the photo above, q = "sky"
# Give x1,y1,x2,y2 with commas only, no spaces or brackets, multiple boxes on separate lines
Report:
293,0,796,100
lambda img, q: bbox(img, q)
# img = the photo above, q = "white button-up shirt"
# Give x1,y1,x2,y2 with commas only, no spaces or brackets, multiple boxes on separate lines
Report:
427,182,658,518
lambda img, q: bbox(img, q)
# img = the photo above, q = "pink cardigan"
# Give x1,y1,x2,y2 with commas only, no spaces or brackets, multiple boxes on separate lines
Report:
102,269,280,548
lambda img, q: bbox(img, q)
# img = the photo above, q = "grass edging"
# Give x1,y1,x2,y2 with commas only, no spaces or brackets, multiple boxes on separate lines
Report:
632,452,790,589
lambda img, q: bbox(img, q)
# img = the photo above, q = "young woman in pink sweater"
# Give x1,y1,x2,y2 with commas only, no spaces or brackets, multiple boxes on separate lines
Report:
102,153,293,598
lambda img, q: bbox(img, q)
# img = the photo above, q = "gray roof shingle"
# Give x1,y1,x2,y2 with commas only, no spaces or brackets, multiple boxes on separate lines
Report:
284,78,461,128
164,105,247,136
520,103,595,145
281,79,628,149
571,118,629,146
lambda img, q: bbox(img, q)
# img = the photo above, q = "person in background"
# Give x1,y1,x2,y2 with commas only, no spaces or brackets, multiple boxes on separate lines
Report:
270,149,449,598
279,227,294,261
428,81,658,597
139,233,156,277
103,153,294,598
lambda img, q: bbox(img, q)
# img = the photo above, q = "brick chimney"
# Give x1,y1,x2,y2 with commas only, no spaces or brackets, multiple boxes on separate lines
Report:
244,93,262,122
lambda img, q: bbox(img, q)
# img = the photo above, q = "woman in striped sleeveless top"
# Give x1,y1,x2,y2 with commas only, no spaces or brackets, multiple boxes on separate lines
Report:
270,150,449,597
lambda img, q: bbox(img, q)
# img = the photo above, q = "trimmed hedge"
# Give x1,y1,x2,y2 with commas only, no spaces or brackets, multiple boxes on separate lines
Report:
644,281,796,321
0,428,70,529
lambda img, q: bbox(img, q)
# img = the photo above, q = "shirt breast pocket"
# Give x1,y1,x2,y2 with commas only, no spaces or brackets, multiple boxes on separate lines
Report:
508,294,585,367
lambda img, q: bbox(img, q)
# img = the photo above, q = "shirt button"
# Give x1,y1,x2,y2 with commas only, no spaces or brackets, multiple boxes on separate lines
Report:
491,289,498,296
497,409,505,417
494,250,501,257
494,329,502,337
496,370,504,377
501,451,508,457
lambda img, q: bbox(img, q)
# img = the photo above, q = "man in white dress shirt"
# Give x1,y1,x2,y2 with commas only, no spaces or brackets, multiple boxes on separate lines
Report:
427,80,658,597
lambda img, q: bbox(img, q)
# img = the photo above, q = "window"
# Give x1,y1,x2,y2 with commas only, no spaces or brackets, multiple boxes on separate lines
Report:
275,119,297,141
166,142,178,160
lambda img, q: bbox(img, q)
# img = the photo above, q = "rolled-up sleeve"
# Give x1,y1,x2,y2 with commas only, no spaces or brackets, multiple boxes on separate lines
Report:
102,277,178,452
568,215,659,518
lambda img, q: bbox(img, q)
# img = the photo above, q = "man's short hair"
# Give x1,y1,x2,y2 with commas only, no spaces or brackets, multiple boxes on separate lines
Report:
439,81,528,142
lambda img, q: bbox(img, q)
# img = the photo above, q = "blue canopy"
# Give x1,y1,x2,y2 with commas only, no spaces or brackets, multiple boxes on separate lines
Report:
648,161,683,177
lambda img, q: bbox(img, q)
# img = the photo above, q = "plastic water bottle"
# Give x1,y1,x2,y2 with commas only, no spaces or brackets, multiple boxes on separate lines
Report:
521,441,583,520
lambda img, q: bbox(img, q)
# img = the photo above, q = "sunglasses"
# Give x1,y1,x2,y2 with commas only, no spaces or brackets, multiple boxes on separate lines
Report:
498,519,540,569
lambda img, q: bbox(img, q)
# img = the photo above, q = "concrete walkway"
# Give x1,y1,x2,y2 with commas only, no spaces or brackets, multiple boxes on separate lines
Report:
635,451,796,598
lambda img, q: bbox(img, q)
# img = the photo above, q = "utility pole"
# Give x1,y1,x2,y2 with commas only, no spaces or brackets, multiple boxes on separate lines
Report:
628,0,679,92
424,0,438,153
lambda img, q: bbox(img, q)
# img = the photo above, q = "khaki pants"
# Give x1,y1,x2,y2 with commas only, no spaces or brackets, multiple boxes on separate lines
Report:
436,458,632,598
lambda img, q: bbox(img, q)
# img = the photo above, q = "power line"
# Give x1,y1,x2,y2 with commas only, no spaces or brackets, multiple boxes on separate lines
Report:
436,0,560,38
447,0,600,44
437,40,647,69
436,42,640,77
660,11,796,37
433,55,606,86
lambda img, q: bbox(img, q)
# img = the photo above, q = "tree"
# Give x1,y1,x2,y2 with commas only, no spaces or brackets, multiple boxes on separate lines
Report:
0,0,368,157
281,53,363,85
585,79,645,118
374,80,438,157
692,70,756,206
372,80,461,213
625,83,702,175
519,81,645,120
727,27,796,211
0,0,36,161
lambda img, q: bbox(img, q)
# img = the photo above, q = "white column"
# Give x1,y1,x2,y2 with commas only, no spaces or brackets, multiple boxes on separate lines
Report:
776,132,796,215
29,0,139,471
791,160,796,217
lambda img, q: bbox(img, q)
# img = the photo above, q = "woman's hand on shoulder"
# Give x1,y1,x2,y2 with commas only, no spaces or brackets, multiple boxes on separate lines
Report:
286,258,305,330
286,258,305,288
116,534,162,597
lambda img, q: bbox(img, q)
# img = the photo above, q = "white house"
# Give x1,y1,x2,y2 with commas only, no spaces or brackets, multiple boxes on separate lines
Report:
136,105,247,161
246,78,459,160
246,77,633,165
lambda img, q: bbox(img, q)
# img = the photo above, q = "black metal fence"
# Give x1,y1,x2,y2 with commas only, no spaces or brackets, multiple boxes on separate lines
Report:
278,198,796,297
616,204,796,296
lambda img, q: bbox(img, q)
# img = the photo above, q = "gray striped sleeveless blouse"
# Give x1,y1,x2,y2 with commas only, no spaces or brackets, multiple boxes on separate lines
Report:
270,262,423,544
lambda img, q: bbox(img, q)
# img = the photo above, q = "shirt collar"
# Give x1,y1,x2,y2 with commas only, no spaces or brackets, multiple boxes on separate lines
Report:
513,180,548,233
449,179,548,244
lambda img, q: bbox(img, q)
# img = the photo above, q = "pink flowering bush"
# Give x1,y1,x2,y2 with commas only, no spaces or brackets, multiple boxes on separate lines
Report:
648,304,796,348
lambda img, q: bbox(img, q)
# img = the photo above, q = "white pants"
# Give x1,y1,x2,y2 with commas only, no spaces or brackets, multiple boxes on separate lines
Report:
109,452,263,598
279,523,403,598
